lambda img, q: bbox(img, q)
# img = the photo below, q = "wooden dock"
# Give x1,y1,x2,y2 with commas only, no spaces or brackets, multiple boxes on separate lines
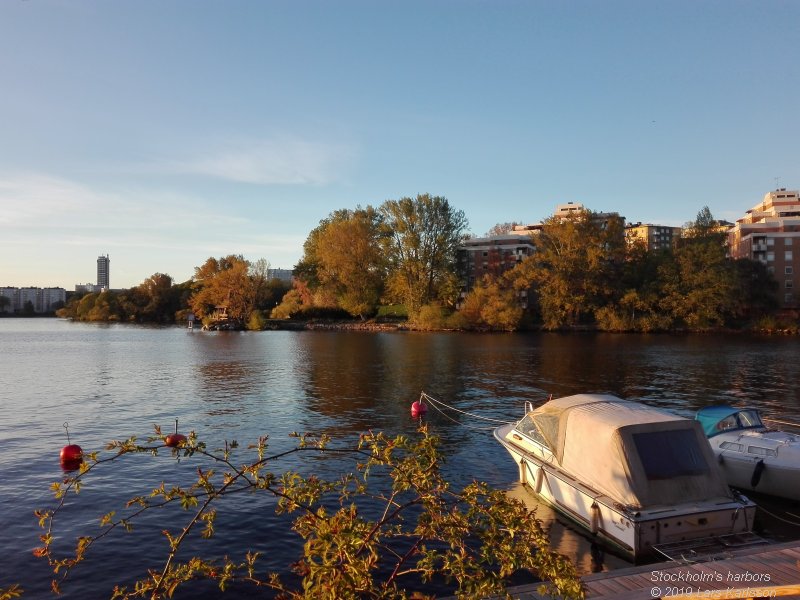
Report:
446,540,800,600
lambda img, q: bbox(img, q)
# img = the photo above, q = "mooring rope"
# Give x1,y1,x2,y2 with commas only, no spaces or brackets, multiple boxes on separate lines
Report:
418,391,514,431
755,504,800,527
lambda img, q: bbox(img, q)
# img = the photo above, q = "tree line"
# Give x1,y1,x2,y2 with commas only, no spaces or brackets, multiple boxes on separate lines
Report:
58,195,785,332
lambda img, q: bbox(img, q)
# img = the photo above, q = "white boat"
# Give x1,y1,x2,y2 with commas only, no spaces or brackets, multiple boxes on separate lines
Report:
696,406,800,501
494,394,757,560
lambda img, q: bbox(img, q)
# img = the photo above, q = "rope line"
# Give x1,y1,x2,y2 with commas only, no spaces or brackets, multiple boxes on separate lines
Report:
419,391,512,425
756,504,800,527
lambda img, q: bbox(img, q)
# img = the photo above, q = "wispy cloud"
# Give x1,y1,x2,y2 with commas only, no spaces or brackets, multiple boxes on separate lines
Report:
168,137,356,185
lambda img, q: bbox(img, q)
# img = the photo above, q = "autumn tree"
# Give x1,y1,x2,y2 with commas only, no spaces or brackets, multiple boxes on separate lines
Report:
512,209,626,329
380,194,468,317
301,207,387,318
658,209,737,328
189,255,274,326
485,222,521,237
460,275,524,331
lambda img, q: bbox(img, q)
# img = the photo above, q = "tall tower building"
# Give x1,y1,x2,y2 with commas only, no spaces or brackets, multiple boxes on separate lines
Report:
97,254,110,289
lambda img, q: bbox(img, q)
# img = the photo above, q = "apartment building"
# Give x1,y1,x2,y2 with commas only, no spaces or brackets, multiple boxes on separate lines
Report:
728,188,800,309
0,287,67,313
457,234,536,293
625,223,682,251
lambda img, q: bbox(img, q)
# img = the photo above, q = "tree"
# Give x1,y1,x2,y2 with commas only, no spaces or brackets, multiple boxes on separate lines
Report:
655,207,737,328
512,210,626,329
485,222,520,237
189,255,260,325
380,195,468,317
313,207,386,318
0,295,10,314
460,275,524,331
34,427,584,600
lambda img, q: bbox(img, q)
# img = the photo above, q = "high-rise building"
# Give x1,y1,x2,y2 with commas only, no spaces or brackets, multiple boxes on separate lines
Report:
728,188,800,309
97,254,110,289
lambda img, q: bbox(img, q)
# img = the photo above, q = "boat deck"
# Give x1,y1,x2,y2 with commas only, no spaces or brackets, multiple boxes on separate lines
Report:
441,540,800,599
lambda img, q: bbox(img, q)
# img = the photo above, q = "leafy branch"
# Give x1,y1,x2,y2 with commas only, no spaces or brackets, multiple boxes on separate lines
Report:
33,424,584,600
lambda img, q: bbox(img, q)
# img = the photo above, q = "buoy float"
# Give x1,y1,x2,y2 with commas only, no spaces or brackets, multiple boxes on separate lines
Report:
411,399,427,418
60,422,83,470
165,418,187,447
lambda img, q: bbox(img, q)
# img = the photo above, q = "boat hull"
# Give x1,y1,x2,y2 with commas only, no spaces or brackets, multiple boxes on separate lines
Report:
495,424,756,560
709,434,800,502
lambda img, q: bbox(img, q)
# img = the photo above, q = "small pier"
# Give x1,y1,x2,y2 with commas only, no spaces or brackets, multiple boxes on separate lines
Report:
443,540,800,599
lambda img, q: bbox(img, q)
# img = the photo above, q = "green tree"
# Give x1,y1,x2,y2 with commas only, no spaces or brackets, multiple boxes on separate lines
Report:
0,295,10,314
658,210,736,328
34,427,584,600
513,210,626,329
380,194,468,317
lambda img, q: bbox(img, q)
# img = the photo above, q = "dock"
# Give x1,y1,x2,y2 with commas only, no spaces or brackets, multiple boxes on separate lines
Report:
442,540,800,599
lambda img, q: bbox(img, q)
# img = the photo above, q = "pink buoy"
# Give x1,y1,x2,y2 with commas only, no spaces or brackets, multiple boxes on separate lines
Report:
411,400,427,418
60,422,83,468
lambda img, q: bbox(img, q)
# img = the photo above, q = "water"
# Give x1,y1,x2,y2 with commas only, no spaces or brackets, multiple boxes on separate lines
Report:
1,320,800,597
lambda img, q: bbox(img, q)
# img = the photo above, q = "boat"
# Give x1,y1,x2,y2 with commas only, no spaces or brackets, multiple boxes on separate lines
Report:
696,405,800,501
494,394,757,560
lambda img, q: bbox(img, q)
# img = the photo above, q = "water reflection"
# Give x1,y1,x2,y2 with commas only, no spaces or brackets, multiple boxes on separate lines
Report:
5,323,800,598
505,482,630,574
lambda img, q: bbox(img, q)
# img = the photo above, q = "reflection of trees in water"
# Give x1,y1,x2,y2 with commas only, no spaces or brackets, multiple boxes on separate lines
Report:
295,333,479,433
196,361,259,408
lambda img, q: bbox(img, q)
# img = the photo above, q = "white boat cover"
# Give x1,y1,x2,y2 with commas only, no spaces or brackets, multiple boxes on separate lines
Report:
524,394,732,509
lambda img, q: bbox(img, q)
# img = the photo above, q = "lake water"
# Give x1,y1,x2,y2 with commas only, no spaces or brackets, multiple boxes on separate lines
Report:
2,319,800,598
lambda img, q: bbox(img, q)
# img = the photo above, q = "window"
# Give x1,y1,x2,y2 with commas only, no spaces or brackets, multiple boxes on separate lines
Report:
767,237,775,246
785,293,794,304
786,251,793,261
787,238,794,246
786,280,793,289
720,442,744,452
787,266,794,275
768,266,775,274
767,252,775,262
633,429,709,480
747,446,777,457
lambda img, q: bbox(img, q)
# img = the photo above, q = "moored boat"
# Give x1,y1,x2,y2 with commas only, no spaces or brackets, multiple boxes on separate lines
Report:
696,406,800,501
495,394,757,560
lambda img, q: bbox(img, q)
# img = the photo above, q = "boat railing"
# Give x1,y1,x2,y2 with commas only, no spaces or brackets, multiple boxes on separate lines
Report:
524,400,534,414
763,417,800,432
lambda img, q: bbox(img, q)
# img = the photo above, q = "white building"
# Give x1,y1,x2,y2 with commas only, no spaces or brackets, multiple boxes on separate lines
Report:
728,188,800,309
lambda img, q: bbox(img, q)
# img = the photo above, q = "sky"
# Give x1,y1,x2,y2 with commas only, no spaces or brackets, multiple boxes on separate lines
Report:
1,0,798,290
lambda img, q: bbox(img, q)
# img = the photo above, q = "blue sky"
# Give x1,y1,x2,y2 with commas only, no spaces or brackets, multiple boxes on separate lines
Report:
1,1,798,289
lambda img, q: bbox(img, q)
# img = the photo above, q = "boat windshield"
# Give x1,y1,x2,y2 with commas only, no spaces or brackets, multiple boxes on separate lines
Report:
715,410,764,432
737,410,763,428
514,413,549,447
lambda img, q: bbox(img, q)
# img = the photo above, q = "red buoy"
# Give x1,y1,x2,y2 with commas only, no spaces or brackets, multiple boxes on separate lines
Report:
60,444,83,462
165,418,187,447
411,400,428,418
60,422,83,469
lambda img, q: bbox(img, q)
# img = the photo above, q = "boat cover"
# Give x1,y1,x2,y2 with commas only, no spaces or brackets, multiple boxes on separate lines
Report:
695,405,751,438
524,394,732,509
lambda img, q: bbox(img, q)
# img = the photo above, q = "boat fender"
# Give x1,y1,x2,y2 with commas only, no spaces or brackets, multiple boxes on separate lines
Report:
590,502,600,535
534,466,544,495
750,459,765,488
